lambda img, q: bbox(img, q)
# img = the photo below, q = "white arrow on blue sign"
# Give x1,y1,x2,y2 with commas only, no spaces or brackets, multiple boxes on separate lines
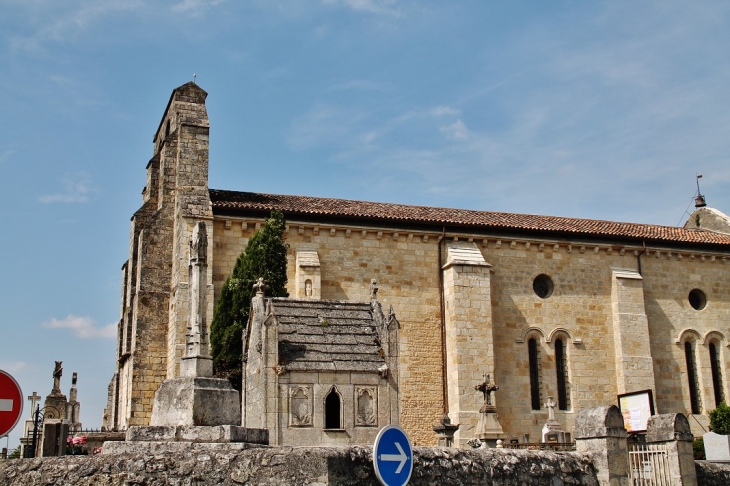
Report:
373,425,413,486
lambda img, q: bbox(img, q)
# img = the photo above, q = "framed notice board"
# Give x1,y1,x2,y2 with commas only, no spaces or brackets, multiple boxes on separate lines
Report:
617,389,655,433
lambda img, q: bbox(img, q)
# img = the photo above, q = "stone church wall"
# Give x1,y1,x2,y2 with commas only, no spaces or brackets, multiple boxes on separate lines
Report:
212,216,730,445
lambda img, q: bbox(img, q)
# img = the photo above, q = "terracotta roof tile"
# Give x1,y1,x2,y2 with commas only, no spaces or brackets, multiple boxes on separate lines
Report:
209,189,730,246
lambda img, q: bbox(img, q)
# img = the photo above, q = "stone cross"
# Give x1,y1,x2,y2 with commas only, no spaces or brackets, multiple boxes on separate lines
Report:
545,396,556,421
181,221,213,378
52,362,63,392
475,373,499,407
27,392,40,418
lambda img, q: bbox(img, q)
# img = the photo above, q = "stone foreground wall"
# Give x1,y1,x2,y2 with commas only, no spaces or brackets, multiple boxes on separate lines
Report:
0,445,598,485
695,461,730,485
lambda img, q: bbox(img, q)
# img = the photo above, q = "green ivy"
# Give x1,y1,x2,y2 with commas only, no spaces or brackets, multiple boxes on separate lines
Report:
210,210,289,388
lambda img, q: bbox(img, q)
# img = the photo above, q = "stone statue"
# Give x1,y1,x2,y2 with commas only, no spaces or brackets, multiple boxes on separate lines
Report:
545,396,556,421
369,279,379,300
305,280,312,297
475,373,499,409
52,361,63,391
190,221,207,262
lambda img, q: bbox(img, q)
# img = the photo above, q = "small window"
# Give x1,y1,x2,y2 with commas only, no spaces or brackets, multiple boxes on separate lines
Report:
324,388,342,429
685,341,702,414
555,338,570,411
533,274,554,299
528,338,542,410
688,289,707,311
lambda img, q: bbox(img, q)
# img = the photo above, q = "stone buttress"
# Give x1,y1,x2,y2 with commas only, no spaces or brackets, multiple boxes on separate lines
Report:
110,82,212,429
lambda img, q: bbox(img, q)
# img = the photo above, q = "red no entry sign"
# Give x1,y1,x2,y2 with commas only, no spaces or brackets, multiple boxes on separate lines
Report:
0,370,23,437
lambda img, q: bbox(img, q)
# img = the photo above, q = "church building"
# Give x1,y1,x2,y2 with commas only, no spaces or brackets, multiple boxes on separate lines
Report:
104,82,730,447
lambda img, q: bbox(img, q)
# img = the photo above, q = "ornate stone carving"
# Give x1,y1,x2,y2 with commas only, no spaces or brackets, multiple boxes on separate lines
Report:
355,387,377,427
289,386,313,427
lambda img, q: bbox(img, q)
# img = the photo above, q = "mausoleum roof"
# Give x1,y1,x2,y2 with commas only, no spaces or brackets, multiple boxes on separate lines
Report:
268,298,386,373
210,189,730,247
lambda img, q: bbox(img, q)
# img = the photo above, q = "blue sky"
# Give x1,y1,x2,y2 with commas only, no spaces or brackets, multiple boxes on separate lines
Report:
1,0,729,447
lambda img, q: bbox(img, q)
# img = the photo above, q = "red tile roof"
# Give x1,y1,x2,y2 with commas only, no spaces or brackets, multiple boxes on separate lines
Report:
209,189,730,247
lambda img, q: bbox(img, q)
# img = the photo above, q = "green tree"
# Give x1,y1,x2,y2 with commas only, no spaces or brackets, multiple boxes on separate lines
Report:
7,446,21,459
709,402,730,435
210,210,289,386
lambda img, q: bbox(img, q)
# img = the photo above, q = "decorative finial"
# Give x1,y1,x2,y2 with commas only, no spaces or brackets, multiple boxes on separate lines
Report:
193,73,197,85
253,277,268,294
72,372,77,386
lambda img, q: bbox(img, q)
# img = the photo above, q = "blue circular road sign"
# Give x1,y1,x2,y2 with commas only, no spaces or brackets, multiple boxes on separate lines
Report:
373,425,413,486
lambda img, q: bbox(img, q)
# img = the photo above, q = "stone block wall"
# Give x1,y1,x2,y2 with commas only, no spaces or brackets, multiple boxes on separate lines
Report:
218,222,444,446
0,445,600,485
213,216,730,445
642,253,730,434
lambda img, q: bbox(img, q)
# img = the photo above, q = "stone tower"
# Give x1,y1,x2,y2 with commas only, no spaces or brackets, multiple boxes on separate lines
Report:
109,82,213,429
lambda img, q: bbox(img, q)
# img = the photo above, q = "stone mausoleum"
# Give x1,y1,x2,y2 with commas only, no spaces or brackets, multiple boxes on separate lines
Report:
243,281,400,446
104,82,730,447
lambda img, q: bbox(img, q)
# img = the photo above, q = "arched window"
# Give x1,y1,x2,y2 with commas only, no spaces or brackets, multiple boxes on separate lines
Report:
324,388,342,429
684,341,702,414
709,342,725,407
528,338,542,411
555,338,570,411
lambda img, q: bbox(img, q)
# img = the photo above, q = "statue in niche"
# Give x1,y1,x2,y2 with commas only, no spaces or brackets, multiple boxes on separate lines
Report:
369,279,379,300
189,221,207,262
305,279,312,297
290,387,312,427
356,388,376,426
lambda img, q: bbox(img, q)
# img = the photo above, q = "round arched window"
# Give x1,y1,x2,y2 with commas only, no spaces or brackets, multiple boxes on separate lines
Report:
688,289,707,311
533,274,554,299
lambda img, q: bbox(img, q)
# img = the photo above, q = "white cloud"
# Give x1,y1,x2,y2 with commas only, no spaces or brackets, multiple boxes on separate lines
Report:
322,0,400,16
172,0,226,15
431,106,460,117
0,361,27,374
42,315,116,339
0,149,16,164
439,119,469,140
39,174,92,203
8,0,145,52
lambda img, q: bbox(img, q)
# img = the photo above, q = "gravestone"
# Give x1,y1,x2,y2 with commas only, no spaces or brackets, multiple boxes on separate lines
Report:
541,396,568,443
473,373,505,447
703,432,730,461
41,421,68,457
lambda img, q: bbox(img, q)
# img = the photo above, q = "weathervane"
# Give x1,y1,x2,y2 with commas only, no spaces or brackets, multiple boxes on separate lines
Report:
695,174,706,208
